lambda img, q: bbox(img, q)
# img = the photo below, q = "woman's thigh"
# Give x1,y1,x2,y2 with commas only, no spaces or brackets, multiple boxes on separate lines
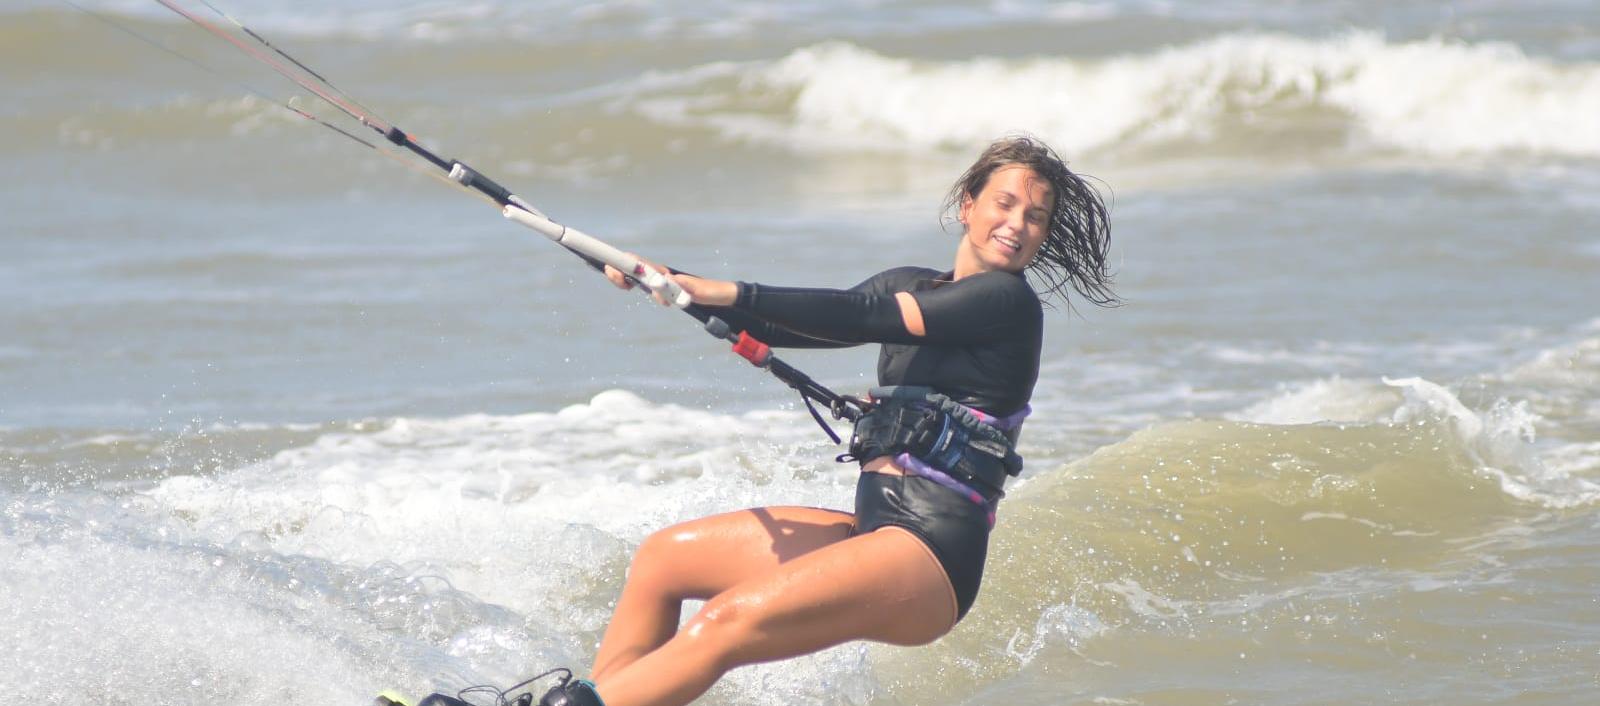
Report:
691,525,958,663
632,505,856,601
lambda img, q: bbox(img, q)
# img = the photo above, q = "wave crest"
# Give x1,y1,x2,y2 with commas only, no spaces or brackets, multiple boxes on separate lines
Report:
623,33,1600,160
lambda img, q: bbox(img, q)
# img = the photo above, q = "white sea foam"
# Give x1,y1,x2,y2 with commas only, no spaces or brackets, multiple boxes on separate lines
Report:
1228,374,1599,508
1543,442,1600,477
1,505,381,702
1230,377,1400,425
625,33,1600,160
4,391,879,703
1384,377,1600,508
1502,335,1600,389
1003,600,1112,666
144,390,855,607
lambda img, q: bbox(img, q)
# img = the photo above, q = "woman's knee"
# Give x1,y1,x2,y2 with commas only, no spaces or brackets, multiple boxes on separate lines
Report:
626,523,701,597
676,595,757,668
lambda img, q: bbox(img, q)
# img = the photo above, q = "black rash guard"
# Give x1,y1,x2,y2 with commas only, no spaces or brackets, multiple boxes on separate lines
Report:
696,266,1040,622
704,266,1043,417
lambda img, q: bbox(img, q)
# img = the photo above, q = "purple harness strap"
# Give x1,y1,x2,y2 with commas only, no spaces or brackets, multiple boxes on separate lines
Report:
893,402,1030,526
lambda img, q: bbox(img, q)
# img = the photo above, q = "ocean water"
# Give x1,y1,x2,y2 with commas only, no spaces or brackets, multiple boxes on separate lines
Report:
3,1,1599,703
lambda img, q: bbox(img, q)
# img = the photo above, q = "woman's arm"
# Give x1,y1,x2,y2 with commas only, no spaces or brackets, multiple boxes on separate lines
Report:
603,262,863,349
731,270,1038,347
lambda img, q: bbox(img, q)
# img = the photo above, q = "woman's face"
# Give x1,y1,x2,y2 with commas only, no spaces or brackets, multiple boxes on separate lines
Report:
958,165,1052,274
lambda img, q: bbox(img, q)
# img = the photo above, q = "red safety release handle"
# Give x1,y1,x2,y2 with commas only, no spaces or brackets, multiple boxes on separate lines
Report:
732,331,771,366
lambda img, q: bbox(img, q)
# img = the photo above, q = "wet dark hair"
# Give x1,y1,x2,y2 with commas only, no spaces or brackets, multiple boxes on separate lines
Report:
942,135,1118,308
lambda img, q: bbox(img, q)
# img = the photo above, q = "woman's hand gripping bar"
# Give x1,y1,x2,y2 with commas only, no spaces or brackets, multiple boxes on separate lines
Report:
502,205,692,308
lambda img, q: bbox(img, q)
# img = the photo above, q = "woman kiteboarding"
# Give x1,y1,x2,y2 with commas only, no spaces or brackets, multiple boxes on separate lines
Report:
499,135,1118,706
58,14,1112,704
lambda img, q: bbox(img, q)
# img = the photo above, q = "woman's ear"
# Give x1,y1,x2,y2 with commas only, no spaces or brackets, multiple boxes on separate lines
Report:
958,193,974,226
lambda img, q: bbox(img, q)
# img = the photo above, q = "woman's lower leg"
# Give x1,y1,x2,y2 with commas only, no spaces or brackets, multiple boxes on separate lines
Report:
589,580,682,682
592,627,728,706
587,508,855,682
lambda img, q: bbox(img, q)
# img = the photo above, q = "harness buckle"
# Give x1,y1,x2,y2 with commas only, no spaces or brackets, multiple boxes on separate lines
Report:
843,387,1022,500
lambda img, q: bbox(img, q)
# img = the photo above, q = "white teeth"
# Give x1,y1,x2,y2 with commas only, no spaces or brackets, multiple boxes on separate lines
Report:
994,235,1019,251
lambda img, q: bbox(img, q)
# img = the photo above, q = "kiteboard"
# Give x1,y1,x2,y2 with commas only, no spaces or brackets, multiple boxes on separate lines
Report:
373,691,475,706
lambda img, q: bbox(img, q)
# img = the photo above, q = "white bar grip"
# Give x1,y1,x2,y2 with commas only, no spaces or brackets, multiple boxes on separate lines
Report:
503,205,692,308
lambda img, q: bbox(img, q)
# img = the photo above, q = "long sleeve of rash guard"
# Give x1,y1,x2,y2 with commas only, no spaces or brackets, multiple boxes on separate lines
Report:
667,267,858,349
732,269,1040,347
686,301,857,349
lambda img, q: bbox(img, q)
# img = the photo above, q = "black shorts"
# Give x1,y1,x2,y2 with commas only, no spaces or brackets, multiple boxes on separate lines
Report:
852,471,992,621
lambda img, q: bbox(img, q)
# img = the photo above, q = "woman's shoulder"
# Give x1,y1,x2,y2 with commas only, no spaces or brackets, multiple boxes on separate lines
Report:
909,269,1043,335
950,270,1043,311
959,269,1035,291
876,265,945,283
856,266,945,293
865,267,1040,317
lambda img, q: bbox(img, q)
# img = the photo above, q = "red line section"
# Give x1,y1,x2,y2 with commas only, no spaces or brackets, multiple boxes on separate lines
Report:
150,0,393,134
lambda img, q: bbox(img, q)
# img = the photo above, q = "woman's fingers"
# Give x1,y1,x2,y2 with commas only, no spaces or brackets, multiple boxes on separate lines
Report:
603,263,633,290
605,256,678,306
605,255,734,307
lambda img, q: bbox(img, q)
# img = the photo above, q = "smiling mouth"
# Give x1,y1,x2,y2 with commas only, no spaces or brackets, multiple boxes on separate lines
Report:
992,234,1021,253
